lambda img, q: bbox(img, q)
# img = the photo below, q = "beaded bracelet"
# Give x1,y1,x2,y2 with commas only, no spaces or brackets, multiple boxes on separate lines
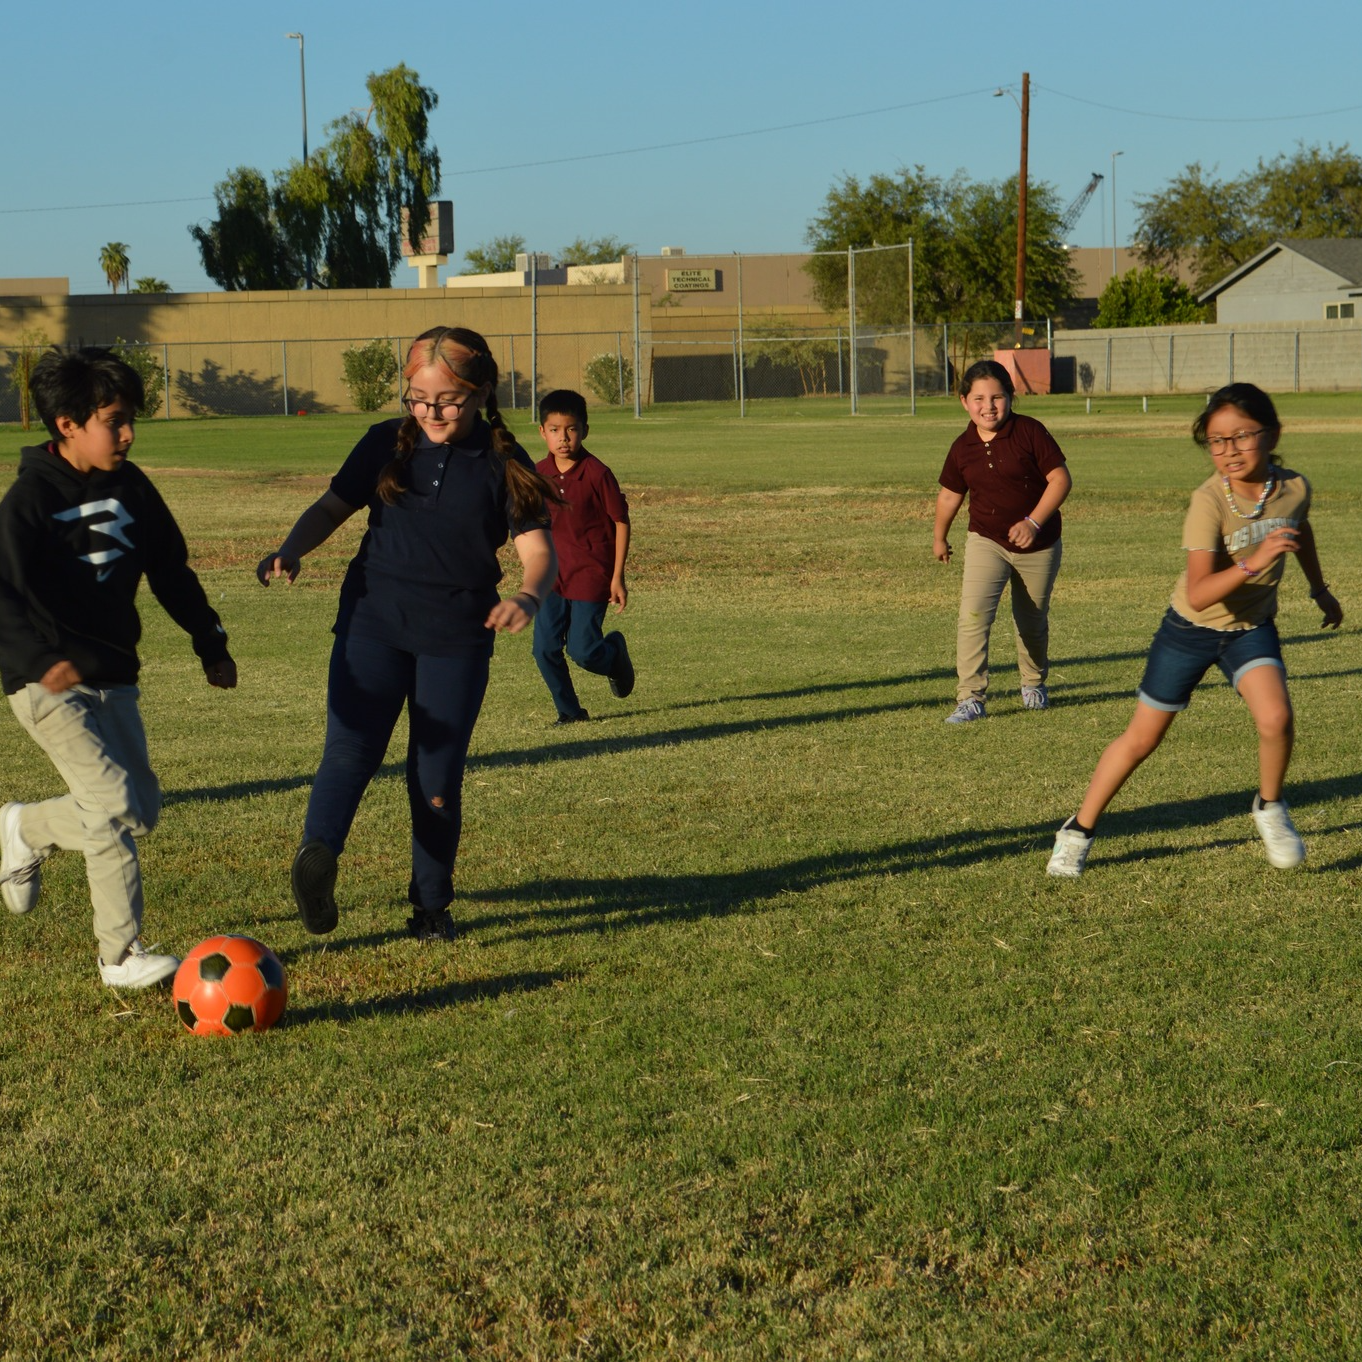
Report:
1236,560,1255,577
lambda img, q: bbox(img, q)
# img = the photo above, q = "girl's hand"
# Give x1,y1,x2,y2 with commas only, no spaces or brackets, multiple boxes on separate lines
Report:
257,552,301,585
934,537,953,564
1248,527,1300,570
1316,589,1343,630
1007,518,1037,548
485,595,536,634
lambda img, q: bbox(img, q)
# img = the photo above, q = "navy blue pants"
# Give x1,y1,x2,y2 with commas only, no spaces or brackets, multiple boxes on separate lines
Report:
532,592,621,718
303,630,491,909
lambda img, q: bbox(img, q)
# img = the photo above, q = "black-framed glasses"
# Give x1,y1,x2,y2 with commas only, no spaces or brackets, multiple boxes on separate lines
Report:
1206,428,1267,454
403,394,475,419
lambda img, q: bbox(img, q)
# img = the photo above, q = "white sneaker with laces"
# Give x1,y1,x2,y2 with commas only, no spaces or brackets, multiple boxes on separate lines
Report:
1252,795,1306,869
1021,685,1049,711
0,801,45,915
99,939,181,989
945,699,986,725
1047,817,1094,877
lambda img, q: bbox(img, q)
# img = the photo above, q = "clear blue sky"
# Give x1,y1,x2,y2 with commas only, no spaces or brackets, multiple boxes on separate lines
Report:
3,0,1359,295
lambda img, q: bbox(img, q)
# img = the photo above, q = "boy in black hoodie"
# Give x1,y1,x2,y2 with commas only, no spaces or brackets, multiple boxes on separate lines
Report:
0,348,236,988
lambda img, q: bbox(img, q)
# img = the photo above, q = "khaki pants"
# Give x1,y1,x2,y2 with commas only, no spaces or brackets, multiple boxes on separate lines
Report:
8,683,160,964
956,532,1062,703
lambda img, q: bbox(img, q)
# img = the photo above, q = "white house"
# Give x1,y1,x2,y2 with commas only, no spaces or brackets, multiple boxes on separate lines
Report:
1199,239,1362,324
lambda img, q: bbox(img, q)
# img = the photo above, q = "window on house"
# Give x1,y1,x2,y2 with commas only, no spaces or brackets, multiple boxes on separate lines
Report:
1325,302,1355,319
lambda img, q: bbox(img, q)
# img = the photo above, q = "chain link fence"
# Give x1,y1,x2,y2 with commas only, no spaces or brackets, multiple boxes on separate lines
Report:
5,247,1362,422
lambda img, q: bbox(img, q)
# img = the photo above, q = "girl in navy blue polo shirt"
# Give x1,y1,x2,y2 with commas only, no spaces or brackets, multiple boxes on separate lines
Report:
257,326,558,941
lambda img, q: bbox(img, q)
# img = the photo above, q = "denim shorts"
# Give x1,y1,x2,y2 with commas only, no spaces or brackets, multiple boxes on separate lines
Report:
1137,608,1284,712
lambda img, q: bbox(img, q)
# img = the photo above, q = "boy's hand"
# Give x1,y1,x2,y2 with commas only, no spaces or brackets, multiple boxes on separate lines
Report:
611,577,628,613
257,552,300,585
40,660,82,694
205,656,239,689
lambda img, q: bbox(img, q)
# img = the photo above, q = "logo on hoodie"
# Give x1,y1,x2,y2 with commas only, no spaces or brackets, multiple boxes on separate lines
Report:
52,499,135,581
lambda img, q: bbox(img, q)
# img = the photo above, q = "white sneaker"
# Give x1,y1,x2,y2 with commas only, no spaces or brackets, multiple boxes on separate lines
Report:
1021,685,1049,711
0,801,45,915
99,939,180,989
1047,817,1094,877
945,699,986,725
1252,795,1306,869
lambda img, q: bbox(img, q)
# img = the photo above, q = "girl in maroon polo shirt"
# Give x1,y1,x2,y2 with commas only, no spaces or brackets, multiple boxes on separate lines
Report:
934,360,1072,724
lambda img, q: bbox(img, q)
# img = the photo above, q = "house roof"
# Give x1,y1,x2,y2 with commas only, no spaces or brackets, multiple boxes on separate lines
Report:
1198,238,1362,302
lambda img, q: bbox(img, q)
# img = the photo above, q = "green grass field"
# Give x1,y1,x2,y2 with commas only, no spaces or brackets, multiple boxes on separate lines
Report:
2,394,1362,1359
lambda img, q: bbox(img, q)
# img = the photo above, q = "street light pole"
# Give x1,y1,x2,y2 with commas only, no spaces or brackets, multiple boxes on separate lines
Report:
1111,150,1124,279
285,32,310,289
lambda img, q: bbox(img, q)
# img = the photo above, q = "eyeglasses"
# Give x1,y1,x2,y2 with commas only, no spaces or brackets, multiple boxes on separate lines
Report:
403,394,475,419
1206,428,1267,454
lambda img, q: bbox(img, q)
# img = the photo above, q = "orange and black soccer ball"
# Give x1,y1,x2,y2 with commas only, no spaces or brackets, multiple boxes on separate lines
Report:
173,935,288,1036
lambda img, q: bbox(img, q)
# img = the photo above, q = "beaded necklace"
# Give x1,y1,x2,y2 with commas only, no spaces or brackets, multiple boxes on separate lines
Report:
1220,472,1274,520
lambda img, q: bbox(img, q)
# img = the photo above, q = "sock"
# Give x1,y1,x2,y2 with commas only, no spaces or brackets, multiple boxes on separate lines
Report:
1072,819,1094,837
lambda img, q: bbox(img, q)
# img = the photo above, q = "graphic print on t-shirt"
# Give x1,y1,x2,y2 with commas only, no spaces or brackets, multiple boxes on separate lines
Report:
52,498,135,581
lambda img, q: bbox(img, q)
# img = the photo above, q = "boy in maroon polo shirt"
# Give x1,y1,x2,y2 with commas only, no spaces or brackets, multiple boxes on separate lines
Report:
531,390,633,723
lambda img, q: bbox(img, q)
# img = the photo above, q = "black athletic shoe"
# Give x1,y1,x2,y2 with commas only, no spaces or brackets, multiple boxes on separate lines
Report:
291,840,338,935
608,635,634,699
407,907,458,942
553,709,590,725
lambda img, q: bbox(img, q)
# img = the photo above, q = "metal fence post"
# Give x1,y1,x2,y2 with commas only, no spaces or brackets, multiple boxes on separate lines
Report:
282,340,290,416
530,256,538,417
737,252,746,418
1294,331,1300,393
1228,331,1234,384
616,331,625,407
1106,336,1112,392
509,334,517,409
1168,334,1174,392
632,255,642,419
836,326,843,396
908,237,916,416
162,344,171,419
848,246,858,415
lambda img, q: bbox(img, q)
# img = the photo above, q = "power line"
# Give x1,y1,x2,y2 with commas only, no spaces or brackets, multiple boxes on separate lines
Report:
0,196,212,217
1035,83,1362,125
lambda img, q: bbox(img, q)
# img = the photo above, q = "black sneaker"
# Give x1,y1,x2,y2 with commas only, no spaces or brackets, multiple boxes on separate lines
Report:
291,840,338,935
553,709,589,725
608,635,634,699
407,907,458,942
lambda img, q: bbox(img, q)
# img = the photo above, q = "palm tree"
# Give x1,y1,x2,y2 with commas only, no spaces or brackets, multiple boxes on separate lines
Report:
99,242,131,294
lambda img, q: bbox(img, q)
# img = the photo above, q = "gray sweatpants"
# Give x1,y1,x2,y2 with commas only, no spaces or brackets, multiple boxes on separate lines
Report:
7,683,160,964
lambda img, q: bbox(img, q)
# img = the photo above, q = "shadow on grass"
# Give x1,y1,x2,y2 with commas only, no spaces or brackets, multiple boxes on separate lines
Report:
282,969,570,1027
452,768,1362,946
162,626,1360,804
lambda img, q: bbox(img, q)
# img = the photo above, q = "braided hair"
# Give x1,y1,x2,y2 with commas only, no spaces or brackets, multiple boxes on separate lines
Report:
378,326,560,518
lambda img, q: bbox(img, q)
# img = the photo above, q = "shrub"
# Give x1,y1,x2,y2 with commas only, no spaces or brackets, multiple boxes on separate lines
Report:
342,338,400,412
583,351,633,406
110,338,166,419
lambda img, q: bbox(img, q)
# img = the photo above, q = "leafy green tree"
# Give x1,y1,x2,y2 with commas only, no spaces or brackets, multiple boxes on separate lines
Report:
557,235,633,267
6,328,50,429
1095,267,1209,327
341,338,400,411
190,65,440,290
583,352,633,406
110,338,166,418
463,235,526,274
99,243,130,294
803,167,1076,328
1134,144,1362,293
131,277,170,294
742,320,839,396
190,168,301,290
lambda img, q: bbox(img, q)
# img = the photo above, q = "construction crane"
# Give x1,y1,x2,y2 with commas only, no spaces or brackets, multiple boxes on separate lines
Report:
1058,172,1104,238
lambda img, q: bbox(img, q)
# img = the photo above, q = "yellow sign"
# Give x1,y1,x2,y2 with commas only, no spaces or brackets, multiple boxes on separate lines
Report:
666,268,718,292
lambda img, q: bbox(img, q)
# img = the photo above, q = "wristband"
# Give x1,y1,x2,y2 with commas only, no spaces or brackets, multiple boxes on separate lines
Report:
1310,583,1331,600
1024,516,1041,531
1236,559,1255,577
516,590,541,609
